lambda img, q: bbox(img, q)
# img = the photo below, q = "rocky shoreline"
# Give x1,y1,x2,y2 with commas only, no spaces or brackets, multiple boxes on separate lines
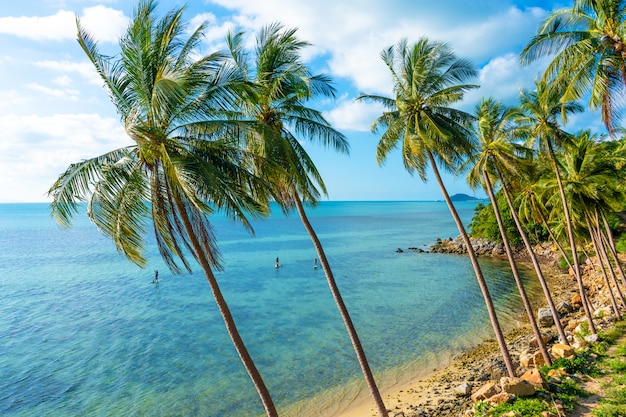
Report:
369,237,623,417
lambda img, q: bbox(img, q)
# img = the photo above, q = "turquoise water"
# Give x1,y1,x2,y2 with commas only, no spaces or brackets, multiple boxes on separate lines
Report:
0,201,538,417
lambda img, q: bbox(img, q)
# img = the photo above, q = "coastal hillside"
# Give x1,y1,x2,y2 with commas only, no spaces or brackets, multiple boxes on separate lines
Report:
450,193,484,202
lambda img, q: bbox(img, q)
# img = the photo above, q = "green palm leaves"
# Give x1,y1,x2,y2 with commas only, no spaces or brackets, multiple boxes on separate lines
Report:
50,0,266,273
361,37,478,180
520,0,626,133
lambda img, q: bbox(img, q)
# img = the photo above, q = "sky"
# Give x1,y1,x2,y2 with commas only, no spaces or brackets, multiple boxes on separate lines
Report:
0,0,609,202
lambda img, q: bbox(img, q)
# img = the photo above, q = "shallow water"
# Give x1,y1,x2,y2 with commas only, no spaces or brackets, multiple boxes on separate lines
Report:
0,201,540,416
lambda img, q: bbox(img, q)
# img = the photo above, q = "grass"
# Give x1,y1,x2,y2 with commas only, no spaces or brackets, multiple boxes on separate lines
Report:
593,338,626,417
475,320,626,417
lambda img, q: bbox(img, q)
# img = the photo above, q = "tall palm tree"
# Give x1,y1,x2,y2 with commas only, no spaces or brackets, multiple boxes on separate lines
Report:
224,24,388,416
520,0,626,133
358,38,516,377
557,131,625,315
466,97,552,365
49,2,279,416
517,80,598,335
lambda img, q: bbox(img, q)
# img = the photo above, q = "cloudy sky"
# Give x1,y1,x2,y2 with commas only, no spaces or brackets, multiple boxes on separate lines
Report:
0,0,606,202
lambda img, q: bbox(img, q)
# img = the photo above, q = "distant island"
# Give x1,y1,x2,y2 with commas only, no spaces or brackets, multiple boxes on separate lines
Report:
449,193,484,202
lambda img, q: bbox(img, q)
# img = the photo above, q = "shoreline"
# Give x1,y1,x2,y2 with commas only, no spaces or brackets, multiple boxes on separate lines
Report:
331,244,595,417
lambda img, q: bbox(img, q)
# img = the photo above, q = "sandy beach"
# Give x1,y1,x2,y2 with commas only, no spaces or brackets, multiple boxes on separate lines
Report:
333,251,607,417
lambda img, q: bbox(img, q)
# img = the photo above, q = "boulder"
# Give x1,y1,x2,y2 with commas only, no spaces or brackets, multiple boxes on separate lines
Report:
520,368,547,389
556,301,574,315
538,308,554,327
585,334,599,344
529,333,550,349
519,351,534,369
551,344,574,359
455,382,473,397
532,350,546,367
488,392,515,405
500,377,536,397
547,368,568,380
471,381,500,402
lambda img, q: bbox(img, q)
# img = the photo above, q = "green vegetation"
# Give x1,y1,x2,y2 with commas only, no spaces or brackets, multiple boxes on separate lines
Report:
49,0,626,415
475,320,626,417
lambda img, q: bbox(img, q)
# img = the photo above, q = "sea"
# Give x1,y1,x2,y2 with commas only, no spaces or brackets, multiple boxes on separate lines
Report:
0,201,541,417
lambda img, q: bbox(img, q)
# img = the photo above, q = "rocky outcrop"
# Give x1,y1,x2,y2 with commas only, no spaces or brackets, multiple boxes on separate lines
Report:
429,236,507,256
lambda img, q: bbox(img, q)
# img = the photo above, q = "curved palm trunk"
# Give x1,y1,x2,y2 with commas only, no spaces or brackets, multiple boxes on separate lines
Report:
600,212,626,288
592,213,626,308
538,208,594,313
500,175,569,345
483,171,552,366
586,214,621,319
547,141,597,334
538,209,572,271
428,151,515,377
293,194,388,417
175,201,279,417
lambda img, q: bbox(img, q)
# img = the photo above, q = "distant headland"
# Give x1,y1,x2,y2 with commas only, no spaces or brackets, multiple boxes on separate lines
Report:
449,193,484,202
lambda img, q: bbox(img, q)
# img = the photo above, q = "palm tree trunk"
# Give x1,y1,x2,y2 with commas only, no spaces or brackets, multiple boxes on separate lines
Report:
586,214,621,319
483,171,551,366
175,200,279,417
548,141,597,334
593,212,626,308
428,151,515,377
499,174,569,345
600,212,626,288
293,194,388,417
538,209,572,271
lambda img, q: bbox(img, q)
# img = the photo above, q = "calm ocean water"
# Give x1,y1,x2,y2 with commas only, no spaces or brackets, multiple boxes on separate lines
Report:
0,201,539,417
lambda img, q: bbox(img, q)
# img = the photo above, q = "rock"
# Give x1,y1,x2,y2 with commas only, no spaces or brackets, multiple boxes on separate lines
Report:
556,301,573,315
532,350,546,367
489,392,516,405
541,412,558,417
551,343,574,359
502,412,522,417
593,306,612,319
585,334,599,344
520,368,547,389
538,308,555,326
519,351,534,369
500,377,536,397
471,381,500,402
529,333,550,349
571,294,582,307
547,368,568,380
455,382,472,397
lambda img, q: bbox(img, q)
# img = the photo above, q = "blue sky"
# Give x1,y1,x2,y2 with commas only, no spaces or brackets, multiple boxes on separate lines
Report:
0,0,607,202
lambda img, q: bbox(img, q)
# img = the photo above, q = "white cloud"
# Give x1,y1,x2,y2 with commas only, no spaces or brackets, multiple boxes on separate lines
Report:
325,96,383,132
0,90,31,109
0,10,75,41
36,60,101,85
26,82,80,100
53,75,72,86
0,113,127,202
0,6,127,43
79,5,128,43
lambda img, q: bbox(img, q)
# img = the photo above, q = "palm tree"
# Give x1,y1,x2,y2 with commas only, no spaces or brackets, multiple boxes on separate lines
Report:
466,97,552,365
358,38,516,377
224,24,388,416
520,0,626,133
49,2,279,415
557,131,625,316
500,170,571,346
517,80,598,335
